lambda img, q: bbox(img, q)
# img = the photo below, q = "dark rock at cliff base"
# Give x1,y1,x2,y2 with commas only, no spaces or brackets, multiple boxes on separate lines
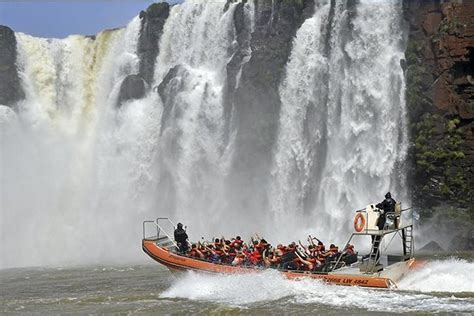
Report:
138,2,170,85
0,25,25,107
117,74,147,105
419,241,445,253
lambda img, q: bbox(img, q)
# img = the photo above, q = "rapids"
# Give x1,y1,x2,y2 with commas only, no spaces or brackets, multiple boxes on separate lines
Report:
1,258,472,314
162,259,474,313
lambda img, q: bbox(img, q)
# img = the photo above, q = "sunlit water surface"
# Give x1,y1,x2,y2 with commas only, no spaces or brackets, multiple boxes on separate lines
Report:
1,256,473,314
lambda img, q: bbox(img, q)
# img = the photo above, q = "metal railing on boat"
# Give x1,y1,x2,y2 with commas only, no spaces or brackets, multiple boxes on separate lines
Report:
143,217,179,249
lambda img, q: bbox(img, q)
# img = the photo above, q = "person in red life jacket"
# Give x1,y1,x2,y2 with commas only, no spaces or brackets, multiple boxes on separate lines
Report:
226,246,237,264
205,244,224,263
224,239,232,249
294,251,321,271
276,244,286,256
248,247,262,265
203,244,216,262
232,251,246,266
308,244,318,257
188,244,205,259
320,244,337,257
329,244,339,254
255,238,268,254
230,236,243,248
267,248,282,268
344,244,355,255
341,244,358,265
317,241,325,252
214,245,225,263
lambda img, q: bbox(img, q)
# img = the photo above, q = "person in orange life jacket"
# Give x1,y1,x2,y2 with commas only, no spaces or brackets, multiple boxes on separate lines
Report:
174,223,189,253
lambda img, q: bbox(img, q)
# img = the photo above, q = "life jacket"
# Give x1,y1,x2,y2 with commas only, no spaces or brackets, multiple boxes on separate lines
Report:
346,246,355,255
231,239,243,247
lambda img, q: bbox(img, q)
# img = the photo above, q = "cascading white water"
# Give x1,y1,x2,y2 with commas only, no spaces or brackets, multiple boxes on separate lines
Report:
151,0,253,237
271,0,408,243
1,0,410,268
0,16,163,268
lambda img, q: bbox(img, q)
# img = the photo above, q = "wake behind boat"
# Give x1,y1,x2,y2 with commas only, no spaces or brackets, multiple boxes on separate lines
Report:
142,203,416,289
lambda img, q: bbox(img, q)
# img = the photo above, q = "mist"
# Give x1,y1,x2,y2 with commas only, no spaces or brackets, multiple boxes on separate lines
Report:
1,0,409,269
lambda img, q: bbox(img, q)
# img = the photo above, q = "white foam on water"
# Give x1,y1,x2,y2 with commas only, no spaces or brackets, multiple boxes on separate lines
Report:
161,260,474,313
398,258,474,293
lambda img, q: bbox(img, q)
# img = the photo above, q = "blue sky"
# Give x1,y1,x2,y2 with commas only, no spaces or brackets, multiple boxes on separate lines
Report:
0,1,178,38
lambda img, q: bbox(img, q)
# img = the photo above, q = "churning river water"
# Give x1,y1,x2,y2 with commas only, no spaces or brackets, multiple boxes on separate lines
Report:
1,255,473,315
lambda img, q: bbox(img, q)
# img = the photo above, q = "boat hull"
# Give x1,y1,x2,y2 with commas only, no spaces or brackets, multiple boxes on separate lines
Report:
142,240,412,289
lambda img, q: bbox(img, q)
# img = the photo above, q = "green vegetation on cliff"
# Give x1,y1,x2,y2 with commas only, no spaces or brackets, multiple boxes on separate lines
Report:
405,32,471,211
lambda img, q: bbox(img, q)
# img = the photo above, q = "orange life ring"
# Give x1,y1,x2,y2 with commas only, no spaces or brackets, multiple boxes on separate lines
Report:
354,213,365,232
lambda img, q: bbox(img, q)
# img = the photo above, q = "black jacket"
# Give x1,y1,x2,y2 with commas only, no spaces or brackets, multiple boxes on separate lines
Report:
376,197,396,214
174,227,188,244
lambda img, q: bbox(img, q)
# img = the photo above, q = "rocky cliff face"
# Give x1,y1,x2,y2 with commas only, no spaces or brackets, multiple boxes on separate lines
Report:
137,2,170,85
0,26,24,107
404,0,473,249
117,2,169,106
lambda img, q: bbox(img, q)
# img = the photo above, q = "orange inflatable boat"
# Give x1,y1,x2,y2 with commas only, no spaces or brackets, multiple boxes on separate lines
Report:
142,205,417,289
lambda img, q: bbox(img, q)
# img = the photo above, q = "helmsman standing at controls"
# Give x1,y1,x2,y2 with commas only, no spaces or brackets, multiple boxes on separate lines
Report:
376,192,396,230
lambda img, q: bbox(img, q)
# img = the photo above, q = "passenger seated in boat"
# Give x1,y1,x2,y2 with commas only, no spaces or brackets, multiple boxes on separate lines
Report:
269,250,282,268
280,243,299,270
255,238,268,253
226,246,237,264
341,244,358,265
249,248,262,265
230,236,243,248
204,244,224,263
294,250,321,271
317,241,325,252
188,244,205,259
327,244,340,260
174,223,189,253
232,251,246,266
275,244,286,257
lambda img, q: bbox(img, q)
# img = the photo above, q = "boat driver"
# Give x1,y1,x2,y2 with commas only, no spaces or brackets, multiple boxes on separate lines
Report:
375,192,396,230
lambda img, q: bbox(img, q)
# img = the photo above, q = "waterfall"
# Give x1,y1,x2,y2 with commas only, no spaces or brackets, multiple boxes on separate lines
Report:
0,0,407,268
151,1,253,235
271,0,408,242
0,17,161,267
